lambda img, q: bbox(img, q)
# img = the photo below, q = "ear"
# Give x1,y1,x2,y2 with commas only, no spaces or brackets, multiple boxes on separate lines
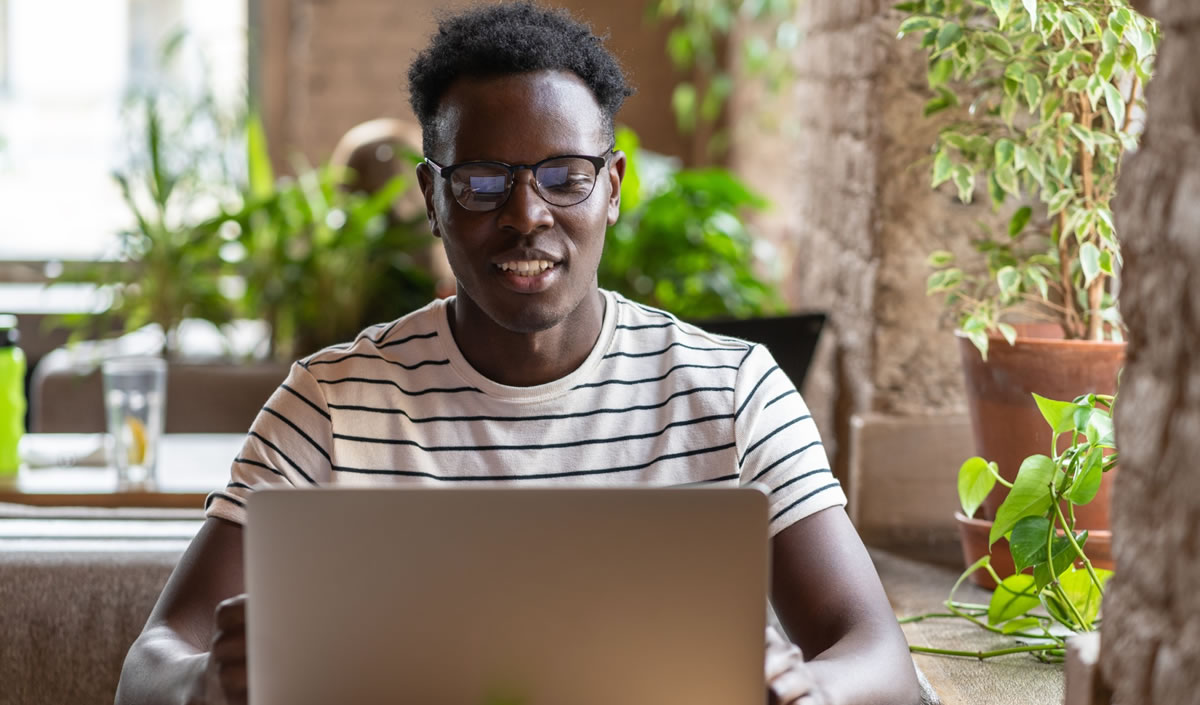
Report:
605,151,627,227
416,162,442,238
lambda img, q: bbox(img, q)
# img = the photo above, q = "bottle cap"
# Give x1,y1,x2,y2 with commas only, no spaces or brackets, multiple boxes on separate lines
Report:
0,314,19,347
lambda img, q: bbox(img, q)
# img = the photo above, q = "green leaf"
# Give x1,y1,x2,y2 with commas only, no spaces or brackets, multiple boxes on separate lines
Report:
937,23,963,51
246,112,275,200
998,322,1018,346
929,57,954,87
1009,206,1032,238
996,166,1019,196
988,573,1040,625
989,0,1012,27
1010,515,1053,572
1104,82,1126,130
994,138,1016,167
1002,616,1042,635
1023,73,1043,112
928,249,955,267
924,87,959,116
1033,531,1088,590
1033,393,1077,434
1062,13,1084,42
1060,567,1111,626
1088,411,1116,448
988,172,1007,209
1098,51,1117,81
898,16,934,37
1102,28,1120,53
990,454,1056,546
1081,241,1102,285
1021,0,1037,25
958,457,997,519
1069,447,1104,505
983,32,1015,57
1048,188,1074,215
1027,267,1049,299
932,149,953,187
952,164,974,204
997,266,1020,297
671,83,698,133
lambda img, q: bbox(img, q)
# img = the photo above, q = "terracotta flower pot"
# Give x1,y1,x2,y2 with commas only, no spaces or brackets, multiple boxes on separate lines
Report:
955,512,1114,589
957,325,1124,530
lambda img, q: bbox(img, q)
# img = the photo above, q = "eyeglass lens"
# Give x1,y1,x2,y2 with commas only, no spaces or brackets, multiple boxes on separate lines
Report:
450,157,599,211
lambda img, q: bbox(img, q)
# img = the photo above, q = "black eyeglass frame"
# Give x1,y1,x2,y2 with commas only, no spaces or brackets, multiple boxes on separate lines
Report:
423,145,616,211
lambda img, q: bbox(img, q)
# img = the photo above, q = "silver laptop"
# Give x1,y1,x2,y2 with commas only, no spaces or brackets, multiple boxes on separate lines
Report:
245,487,769,705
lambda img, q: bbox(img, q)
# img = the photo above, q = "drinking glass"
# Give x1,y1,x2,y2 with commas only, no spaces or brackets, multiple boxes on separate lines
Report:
102,356,167,490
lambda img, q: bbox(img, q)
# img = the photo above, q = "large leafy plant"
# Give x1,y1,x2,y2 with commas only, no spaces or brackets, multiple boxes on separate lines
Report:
600,128,785,319
209,116,435,361
898,0,1159,357
904,391,1116,661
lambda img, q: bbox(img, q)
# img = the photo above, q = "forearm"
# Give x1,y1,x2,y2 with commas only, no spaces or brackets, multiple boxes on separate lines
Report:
803,622,920,705
115,625,209,705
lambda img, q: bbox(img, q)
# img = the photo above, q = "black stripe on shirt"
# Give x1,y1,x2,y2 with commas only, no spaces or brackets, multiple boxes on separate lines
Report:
332,442,737,481
306,353,451,371
378,331,438,348
734,365,779,420
326,385,734,423
602,341,746,359
262,407,331,462
248,431,317,485
572,363,739,390
616,322,674,331
332,413,732,452
770,483,842,522
227,481,255,491
748,439,823,483
370,318,404,345
281,383,331,420
316,376,478,396
740,415,812,467
205,492,247,510
770,468,833,495
234,456,285,478
764,389,797,410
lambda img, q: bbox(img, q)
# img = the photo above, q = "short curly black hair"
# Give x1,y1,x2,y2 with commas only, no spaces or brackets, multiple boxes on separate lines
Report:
407,2,633,157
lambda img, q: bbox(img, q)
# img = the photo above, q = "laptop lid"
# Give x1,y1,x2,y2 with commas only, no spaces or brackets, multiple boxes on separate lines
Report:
245,487,769,705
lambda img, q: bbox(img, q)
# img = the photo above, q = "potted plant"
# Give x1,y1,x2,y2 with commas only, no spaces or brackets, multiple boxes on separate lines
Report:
904,390,1116,661
895,0,1158,575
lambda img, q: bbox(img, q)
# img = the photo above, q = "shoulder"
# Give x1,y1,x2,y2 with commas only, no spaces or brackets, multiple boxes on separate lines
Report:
606,291,755,358
298,298,447,370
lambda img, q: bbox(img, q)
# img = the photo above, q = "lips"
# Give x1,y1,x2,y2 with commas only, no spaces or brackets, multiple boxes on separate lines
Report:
492,251,564,294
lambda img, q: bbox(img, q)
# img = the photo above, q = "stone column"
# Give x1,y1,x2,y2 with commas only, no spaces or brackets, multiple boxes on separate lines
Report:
1100,2,1200,703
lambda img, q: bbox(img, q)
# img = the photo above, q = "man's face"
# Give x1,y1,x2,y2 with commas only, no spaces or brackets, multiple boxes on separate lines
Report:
417,70,624,334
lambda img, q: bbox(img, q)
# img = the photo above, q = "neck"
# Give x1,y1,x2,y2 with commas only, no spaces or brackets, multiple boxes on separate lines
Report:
448,289,606,387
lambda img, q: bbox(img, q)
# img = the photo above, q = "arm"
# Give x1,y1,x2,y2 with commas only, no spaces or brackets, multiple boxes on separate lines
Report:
770,506,921,705
115,517,248,705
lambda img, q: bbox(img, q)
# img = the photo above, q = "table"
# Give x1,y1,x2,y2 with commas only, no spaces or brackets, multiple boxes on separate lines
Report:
0,433,244,508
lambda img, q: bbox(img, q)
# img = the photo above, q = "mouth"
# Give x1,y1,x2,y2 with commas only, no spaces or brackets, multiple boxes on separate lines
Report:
493,258,563,294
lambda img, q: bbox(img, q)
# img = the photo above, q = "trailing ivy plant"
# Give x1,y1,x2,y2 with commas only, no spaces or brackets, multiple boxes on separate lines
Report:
902,391,1117,661
897,0,1159,358
647,0,801,159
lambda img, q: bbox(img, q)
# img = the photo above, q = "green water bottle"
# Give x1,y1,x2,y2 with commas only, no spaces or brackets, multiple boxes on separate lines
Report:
0,315,26,476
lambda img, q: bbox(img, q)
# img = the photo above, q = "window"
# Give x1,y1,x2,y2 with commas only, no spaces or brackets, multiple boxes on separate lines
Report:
0,0,246,261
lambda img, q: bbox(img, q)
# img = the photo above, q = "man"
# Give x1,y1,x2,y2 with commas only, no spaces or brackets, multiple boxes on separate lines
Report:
115,4,920,704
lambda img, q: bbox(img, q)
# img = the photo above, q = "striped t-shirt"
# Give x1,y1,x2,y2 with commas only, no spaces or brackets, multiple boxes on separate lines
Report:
206,289,846,536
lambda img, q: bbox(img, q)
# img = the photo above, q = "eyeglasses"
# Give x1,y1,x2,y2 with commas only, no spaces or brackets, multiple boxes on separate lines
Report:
423,146,614,212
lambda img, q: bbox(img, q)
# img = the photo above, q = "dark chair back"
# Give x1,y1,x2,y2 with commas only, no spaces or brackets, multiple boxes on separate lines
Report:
692,313,826,390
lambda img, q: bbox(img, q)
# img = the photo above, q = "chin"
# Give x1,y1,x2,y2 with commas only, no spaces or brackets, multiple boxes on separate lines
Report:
489,300,571,334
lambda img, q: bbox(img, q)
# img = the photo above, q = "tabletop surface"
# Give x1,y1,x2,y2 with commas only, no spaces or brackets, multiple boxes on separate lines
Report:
0,433,244,508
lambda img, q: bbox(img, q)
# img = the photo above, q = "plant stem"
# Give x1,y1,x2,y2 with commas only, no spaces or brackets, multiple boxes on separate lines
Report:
988,464,1014,489
1051,580,1092,631
1054,499,1105,593
909,644,1063,660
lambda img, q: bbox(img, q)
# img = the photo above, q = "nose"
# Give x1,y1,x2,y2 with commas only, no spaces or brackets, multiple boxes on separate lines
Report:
495,169,554,234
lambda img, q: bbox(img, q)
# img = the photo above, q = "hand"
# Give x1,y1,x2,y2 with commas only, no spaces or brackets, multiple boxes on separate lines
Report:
202,594,249,705
765,626,824,705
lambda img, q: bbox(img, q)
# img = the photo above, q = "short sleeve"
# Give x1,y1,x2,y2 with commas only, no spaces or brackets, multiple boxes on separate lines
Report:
205,362,334,524
734,344,846,536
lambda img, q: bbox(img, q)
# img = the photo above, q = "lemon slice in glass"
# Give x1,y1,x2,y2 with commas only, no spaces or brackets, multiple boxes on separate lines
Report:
125,416,148,465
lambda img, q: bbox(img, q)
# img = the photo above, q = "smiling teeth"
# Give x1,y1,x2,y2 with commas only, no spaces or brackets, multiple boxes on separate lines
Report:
498,260,555,275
